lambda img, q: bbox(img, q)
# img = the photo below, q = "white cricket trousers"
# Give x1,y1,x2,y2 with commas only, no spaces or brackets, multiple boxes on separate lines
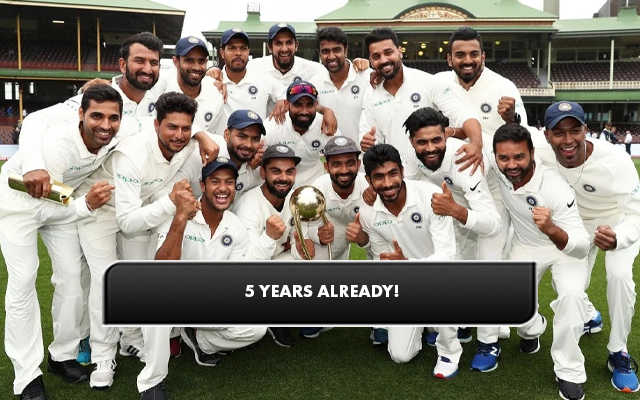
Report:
583,215,639,353
509,240,589,383
196,327,267,354
388,327,462,364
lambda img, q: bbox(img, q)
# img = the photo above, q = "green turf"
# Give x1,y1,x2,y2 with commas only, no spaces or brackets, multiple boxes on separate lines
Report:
0,159,639,399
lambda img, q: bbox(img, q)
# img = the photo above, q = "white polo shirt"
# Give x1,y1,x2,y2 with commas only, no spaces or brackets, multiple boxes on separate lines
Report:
111,75,158,118
535,138,640,250
494,161,590,259
359,65,474,157
404,137,500,237
156,209,249,261
308,173,370,259
309,63,372,145
264,113,340,188
233,185,296,260
359,180,457,260
247,55,325,86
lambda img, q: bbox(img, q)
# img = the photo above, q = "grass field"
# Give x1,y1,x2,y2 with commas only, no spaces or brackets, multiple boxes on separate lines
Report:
0,159,639,399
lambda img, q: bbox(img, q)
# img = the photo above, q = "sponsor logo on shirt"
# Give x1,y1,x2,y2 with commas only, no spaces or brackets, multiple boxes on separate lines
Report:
142,178,163,186
185,235,205,243
326,207,341,212
319,90,334,95
278,141,297,146
632,185,639,196
373,99,391,108
221,234,233,247
67,162,94,171
204,112,213,122
469,181,480,191
582,184,596,193
116,173,140,184
374,219,392,226
123,110,133,115
567,199,575,208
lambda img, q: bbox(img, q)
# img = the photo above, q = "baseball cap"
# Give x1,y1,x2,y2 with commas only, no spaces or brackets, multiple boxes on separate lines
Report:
262,144,302,165
175,36,208,57
221,28,250,47
323,136,361,158
544,101,586,129
227,109,266,135
268,22,296,41
286,81,318,103
202,156,239,180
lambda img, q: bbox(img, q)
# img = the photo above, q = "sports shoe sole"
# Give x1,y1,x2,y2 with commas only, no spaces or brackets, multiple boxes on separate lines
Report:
47,364,88,384
583,325,603,334
89,374,114,390
369,331,388,345
301,327,333,339
555,377,585,400
434,370,459,380
520,339,540,354
267,328,294,348
181,328,219,367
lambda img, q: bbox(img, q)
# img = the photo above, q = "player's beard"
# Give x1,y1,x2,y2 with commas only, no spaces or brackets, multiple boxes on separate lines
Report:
376,59,401,80
330,171,357,190
453,62,482,84
179,66,204,87
80,121,116,149
375,181,402,203
125,64,158,91
158,135,188,156
417,147,446,171
227,57,246,73
275,52,293,71
227,142,255,163
323,56,345,74
502,160,533,184
265,178,293,199
291,112,315,130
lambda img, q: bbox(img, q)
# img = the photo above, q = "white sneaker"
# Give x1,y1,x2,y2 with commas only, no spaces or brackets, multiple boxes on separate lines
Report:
498,326,511,339
90,359,116,389
433,356,459,379
119,341,145,362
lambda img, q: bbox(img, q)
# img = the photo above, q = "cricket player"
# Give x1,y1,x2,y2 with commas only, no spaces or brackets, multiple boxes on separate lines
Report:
358,144,459,379
154,157,266,367
535,101,640,393
0,85,130,400
359,27,484,173
264,81,340,188
492,123,590,400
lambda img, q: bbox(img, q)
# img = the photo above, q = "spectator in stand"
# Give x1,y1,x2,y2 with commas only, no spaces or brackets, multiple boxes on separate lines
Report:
7,105,13,116
600,123,612,142
0,107,6,116
12,124,21,145
625,130,633,155
610,127,619,145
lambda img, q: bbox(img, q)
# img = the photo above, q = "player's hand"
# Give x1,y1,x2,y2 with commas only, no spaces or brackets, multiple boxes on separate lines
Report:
79,78,111,94
455,141,484,175
532,206,554,235
363,184,377,206
294,230,316,260
346,212,369,247
380,239,408,260
352,58,370,72
23,169,51,199
175,190,199,220
369,70,381,88
497,96,517,123
265,215,286,240
249,138,266,170
594,225,617,251
318,220,334,246
360,126,376,152
431,182,459,217
269,100,287,124
321,108,338,136
169,179,193,205
85,181,115,210
194,132,220,166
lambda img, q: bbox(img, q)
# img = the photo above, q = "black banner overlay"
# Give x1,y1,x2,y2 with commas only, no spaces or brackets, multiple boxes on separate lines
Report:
104,261,536,326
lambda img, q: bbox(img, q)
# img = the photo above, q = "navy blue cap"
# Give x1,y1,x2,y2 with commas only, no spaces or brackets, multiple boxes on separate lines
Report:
262,144,301,165
221,28,250,47
268,22,296,41
544,101,586,129
175,36,208,57
202,156,239,180
227,109,265,135
286,80,318,103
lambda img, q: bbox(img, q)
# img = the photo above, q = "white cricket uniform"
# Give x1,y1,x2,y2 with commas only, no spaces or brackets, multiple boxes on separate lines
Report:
359,180,460,365
535,138,640,353
307,173,371,260
155,210,266,352
264,114,340,188
494,160,591,383
233,185,297,261
309,63,371,145
247,55,325,87
358,66,473,158
0,119,141,395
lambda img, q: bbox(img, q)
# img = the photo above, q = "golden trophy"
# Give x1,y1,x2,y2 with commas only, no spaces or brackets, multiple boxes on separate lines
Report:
289,185,332,260
8,173,75,205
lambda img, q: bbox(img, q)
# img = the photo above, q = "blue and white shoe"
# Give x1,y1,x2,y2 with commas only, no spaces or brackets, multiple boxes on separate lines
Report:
76,336,91,366
608,351,639,393
299,327,333,339
583,311,603,334
370,328,388,345
433,356,458,379
470,342,500,372
425,331,438,347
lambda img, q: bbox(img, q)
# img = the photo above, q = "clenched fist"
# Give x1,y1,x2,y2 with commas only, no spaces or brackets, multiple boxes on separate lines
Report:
85,181,115,210
265,215,286,240
169,179,193,205
175,190,199,220
532,206,554,235
318,220,334,246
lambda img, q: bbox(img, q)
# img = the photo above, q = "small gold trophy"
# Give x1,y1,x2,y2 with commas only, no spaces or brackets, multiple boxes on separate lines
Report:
289,185,332,260
8,173,75,205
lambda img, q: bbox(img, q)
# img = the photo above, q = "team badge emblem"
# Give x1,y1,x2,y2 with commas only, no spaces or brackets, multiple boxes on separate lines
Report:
276,145,289,153
558,102,572,111
410,93,421,103
526,195,538,207
148,102,155,113
204,112,213,122
335,137,348,146
188,36,199,43
353,206,360,214
411,212,423,224
289,217,295,227
583,184,596,193
351,85,360,95
247,111,259,120
232,27,242,33
444,176,453,187
236,182,244,191
311,140,321,148
481,103,492,113
278,22,288,28
216,156,229,162
293,76,302,83
221,235,233,247
248,86,258,95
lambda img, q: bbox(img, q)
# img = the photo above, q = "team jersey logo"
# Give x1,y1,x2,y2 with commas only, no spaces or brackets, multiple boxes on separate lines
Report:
293,76,302,83
411,212,423,224
311,140,321,148
204,112,213,122
481,103,492,114
335,137,348,146
221,234,233,247
410,93,421,103
443,176,453,187
236,182,244,191
558,102,572,111
248,86,258,95
353,206,360,214
582,184,596,193
526,195,538,207
148,102,156,113
351,85,360,95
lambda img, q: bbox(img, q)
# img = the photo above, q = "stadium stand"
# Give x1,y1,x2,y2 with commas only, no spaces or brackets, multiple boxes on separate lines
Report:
552,61,640,82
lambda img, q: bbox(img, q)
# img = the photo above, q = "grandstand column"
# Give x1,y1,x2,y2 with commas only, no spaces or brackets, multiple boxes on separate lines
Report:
16,14,22,70
18,88,23,123
153,20,156,36
609,38,614,89
537,48,540,76
97,18,101,72
547,41,552,87
77,17,82,71
262,41,266,57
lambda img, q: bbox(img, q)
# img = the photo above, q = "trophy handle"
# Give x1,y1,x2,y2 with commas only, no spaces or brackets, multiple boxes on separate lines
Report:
294,208,314,260
321,213,333,261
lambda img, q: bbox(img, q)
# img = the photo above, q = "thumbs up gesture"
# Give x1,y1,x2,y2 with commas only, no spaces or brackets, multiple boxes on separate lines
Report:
380,238,408,260
360,126,377,152
431,181,463,219
346,212,369,247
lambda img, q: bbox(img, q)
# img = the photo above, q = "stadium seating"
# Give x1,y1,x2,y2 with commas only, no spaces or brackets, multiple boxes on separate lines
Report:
100,45,121,71
551,61,640,82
